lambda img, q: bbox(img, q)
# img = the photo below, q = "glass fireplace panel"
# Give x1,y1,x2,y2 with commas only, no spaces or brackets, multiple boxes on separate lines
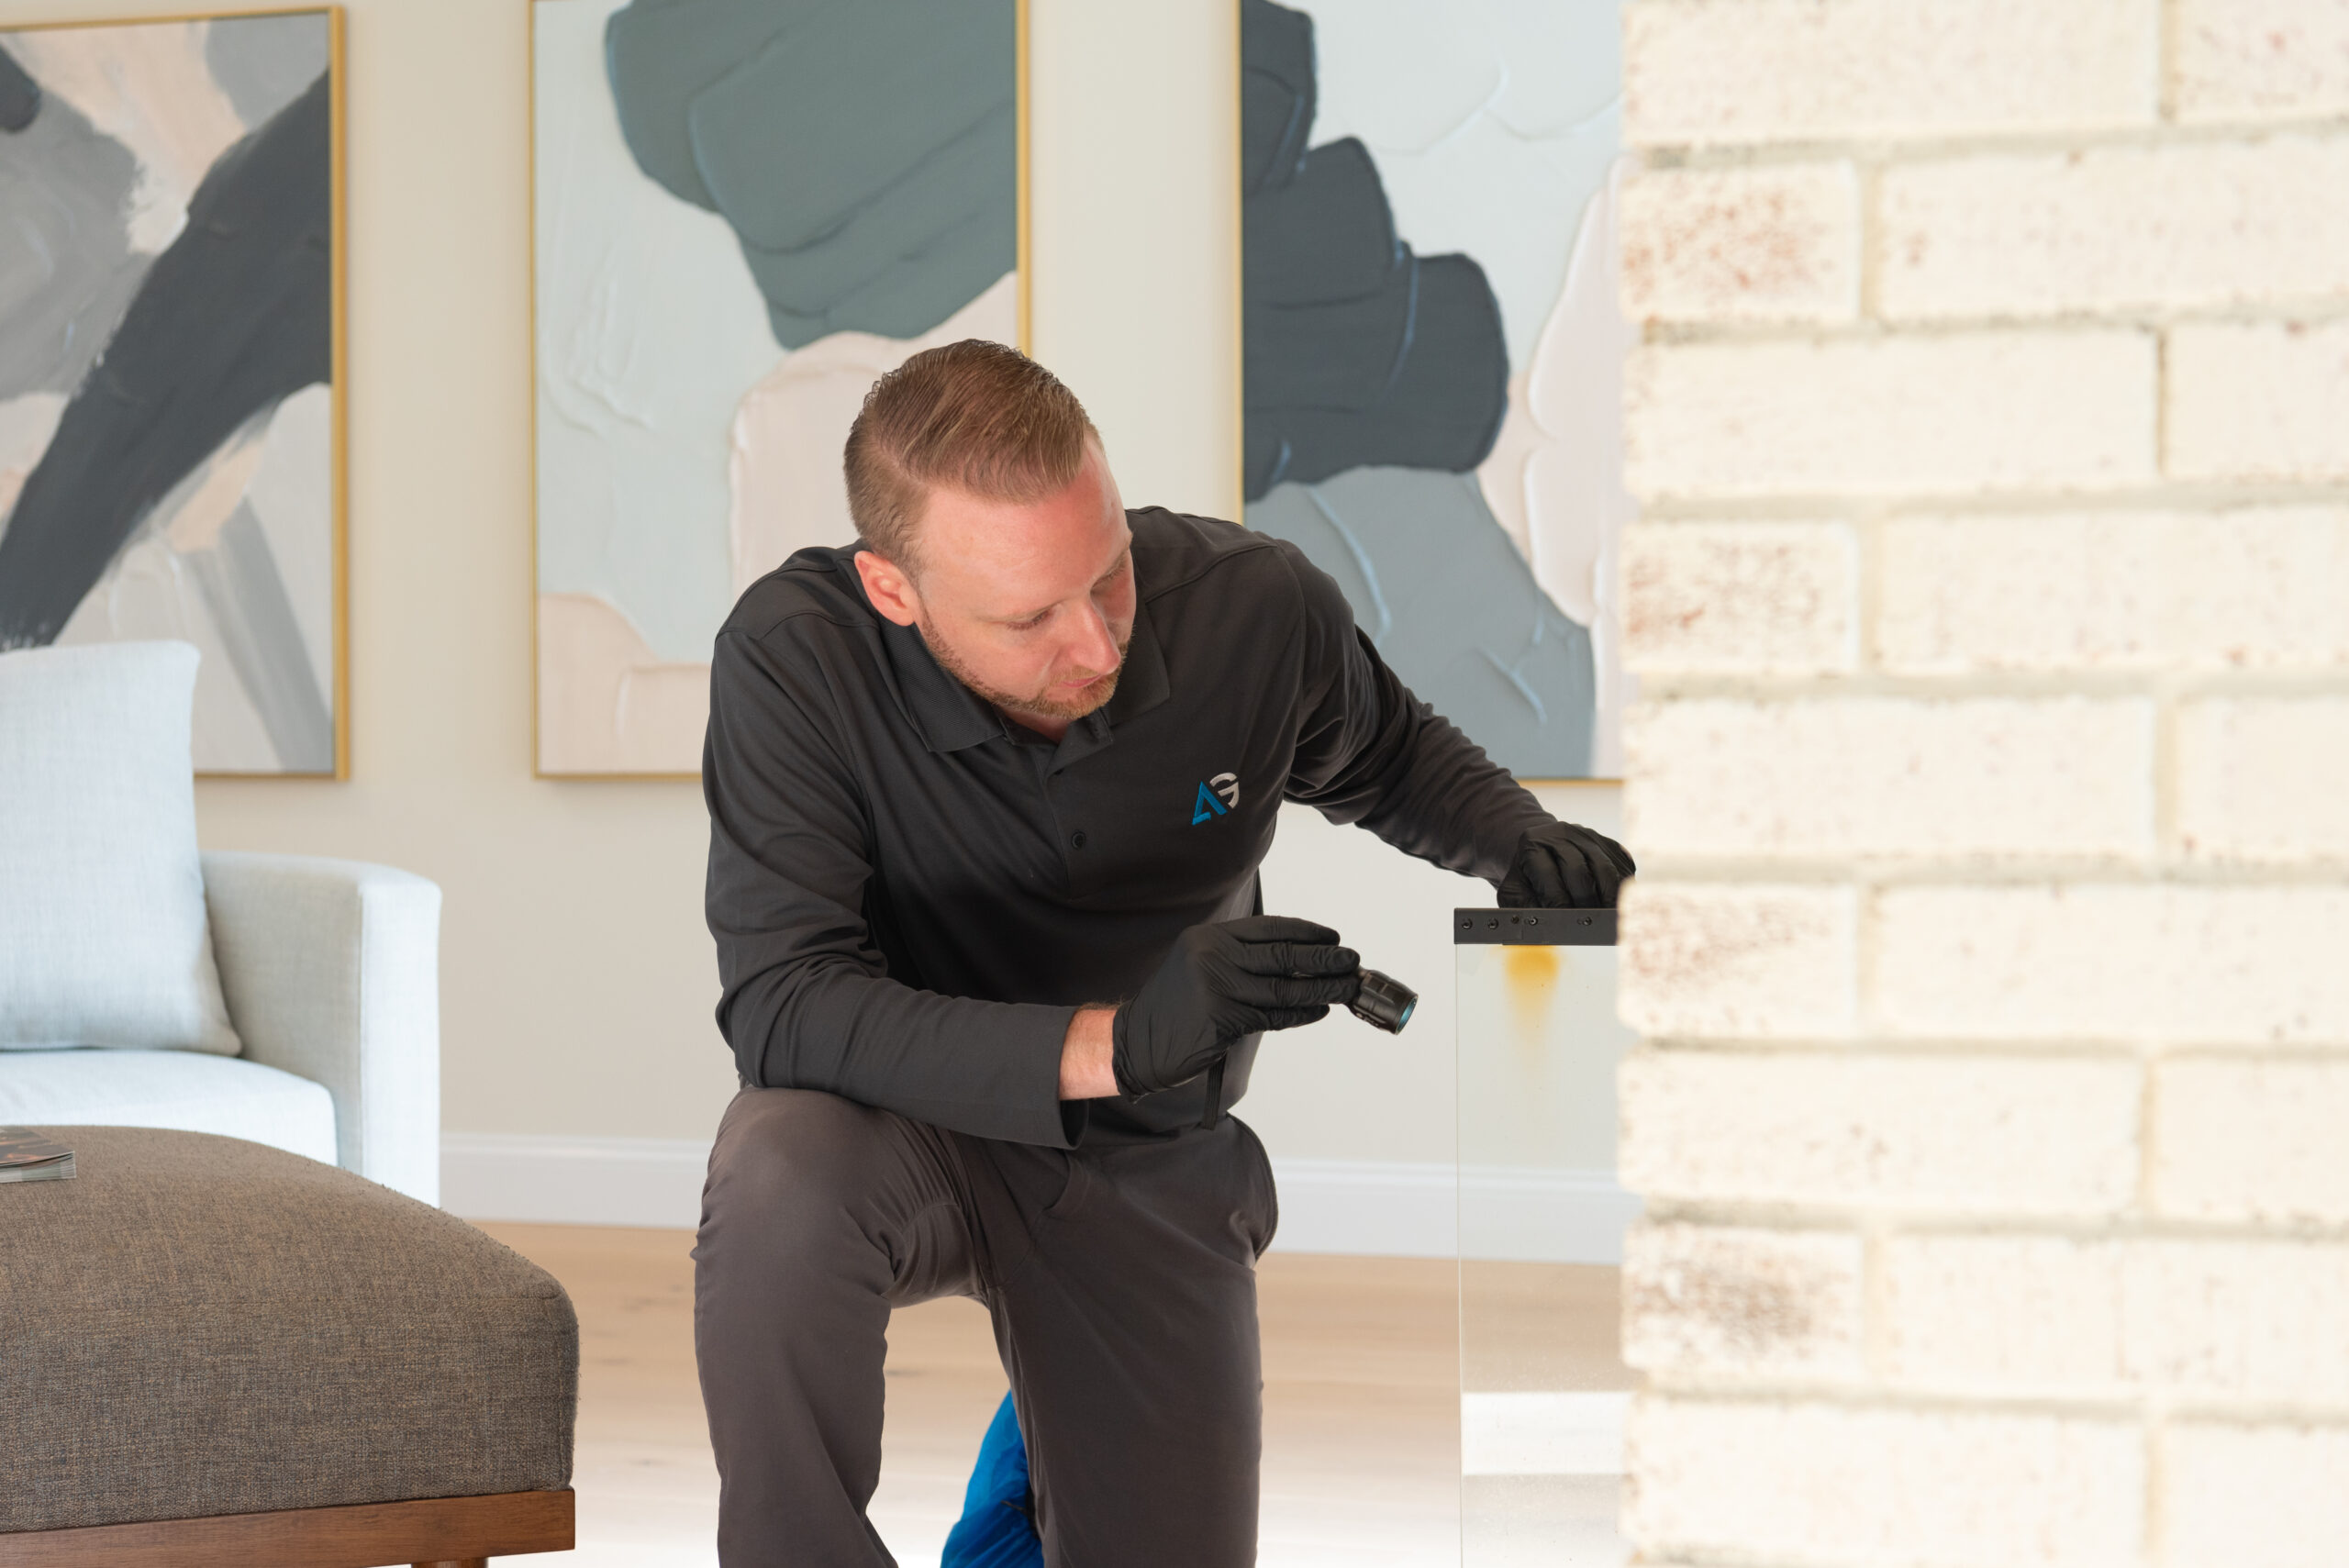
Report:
1454,908,1636,1568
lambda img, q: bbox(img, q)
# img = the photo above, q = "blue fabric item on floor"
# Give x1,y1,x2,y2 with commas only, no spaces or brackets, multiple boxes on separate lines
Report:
941,1392,1042,1568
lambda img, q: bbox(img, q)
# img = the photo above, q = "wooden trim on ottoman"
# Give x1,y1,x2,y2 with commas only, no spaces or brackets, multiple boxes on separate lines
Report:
0,1488,573,1568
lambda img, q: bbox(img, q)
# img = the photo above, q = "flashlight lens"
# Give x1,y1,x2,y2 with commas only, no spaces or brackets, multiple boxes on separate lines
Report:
1349,967,1419,1034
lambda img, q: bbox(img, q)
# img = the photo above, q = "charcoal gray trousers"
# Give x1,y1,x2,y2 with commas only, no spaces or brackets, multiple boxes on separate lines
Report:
694,1087,1279,1567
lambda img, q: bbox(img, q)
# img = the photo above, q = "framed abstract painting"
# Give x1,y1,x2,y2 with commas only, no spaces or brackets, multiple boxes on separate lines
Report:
0,8,345,776
532,0,1028,777
1241,0,1628,780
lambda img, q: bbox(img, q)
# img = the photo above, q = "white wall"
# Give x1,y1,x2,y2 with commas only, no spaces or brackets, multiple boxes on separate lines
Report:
28,0,1631,1188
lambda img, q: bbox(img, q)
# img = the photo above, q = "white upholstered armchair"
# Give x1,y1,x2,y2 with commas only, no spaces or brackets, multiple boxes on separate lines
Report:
0,643,442,1204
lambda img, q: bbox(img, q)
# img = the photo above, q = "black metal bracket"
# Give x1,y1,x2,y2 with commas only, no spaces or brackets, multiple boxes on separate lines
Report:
1453,908,1617,946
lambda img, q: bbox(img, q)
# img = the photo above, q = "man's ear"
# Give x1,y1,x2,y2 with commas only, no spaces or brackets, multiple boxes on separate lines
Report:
853,549,921,628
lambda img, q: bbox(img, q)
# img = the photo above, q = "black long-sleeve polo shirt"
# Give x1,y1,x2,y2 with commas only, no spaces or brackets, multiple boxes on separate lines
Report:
703,506,1554,1147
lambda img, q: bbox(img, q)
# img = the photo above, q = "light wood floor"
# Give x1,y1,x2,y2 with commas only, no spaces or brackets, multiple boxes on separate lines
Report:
479,1224,1628,1568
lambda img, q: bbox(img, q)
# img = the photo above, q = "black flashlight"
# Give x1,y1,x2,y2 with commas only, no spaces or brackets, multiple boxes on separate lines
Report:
1349,967,1418,1034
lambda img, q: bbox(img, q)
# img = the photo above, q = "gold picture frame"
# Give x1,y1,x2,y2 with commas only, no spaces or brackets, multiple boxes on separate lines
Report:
0,6,350,778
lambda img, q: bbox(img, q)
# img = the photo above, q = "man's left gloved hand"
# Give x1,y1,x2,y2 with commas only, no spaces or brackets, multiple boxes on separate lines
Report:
1497,821,1636,908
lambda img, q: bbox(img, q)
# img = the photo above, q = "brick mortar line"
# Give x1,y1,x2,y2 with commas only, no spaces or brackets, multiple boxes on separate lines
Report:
1855,159,1886,323
1629,115,2349,166
1639,304,2349,344
1860,1210,1890,1382
1633,1200,2349,1246
1629,484,2349,516
2138,1019,2166,1218
2154,321,2176,490
1633,1379,2349,1429
1636,483,2349,510
1631,1383,2152,1421
1631,1038,2349,1060
1620,1555,1838,1568
1638,1202,2349,1240
1628,673,2349,697
1624,856,2349,882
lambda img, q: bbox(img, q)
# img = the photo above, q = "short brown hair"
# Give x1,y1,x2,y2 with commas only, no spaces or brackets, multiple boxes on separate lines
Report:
844,340,1098,570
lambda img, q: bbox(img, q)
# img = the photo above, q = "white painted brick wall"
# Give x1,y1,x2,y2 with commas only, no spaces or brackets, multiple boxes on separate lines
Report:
2176,699,2349,862
1618,884,1856,1039
1624,0,2157,146
1878,138,2349,318
1620,163,1860,323
2168,318,2349,482
1620,521,1857,675
1875,885,2349,1043
1879,1236,2349,1404
1625,697,2153,859
1622,1222,1865,1380
1619,1051,2140,1214
2175,0,2349,123
2163,1422,2349,1568
1877,510,2349,673
1619,0,2349,1558
2154,1059,2349,1224
1627,1398,2145,1566
1879,1234,2125,1396
2126,1240,2349,1403
1625,332,2156,499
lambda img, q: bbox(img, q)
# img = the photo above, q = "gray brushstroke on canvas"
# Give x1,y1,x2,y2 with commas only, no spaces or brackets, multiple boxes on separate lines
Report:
0,63,149,402
206,14,331,132
606,0,1015,348
0,44,39,131
1239,0,1509,500
1248,467,1595,777
0,71,329,649
187,498,331,772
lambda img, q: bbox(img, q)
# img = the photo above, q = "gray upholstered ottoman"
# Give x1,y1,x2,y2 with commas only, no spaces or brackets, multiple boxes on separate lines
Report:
0,1128,578,1567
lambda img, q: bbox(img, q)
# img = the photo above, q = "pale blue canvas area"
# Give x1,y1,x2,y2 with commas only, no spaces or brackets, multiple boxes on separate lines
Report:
1240,0,1609,778
532,0,1019,671
1248,467,1596,778
606,0,1017,349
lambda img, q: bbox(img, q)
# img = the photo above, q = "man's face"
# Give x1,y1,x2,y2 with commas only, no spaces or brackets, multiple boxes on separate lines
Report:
854,442,1137,731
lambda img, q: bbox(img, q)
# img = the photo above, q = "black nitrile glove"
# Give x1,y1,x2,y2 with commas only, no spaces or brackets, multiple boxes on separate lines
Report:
1112,916,1360,1097
1497,821,1637,908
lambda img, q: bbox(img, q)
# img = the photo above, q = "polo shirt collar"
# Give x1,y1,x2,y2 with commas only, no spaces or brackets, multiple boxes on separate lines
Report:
1101,592,1170,727
879,615,1004,754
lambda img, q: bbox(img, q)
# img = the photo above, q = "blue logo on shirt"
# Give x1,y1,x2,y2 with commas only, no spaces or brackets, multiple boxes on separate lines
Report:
1191,773,1240,825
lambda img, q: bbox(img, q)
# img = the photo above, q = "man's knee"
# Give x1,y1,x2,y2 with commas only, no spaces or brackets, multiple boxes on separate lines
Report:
704,1088,891,1232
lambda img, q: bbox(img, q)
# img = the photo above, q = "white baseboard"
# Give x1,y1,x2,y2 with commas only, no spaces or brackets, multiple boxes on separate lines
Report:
442,1132,712,1230
440,1134,1638,1263
1271,1159,1641,1262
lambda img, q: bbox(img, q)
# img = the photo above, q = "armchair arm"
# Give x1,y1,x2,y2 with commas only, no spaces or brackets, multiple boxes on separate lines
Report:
200,851,442,1204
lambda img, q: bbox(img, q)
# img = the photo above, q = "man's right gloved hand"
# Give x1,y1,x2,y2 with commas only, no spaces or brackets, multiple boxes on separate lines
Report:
1112,917,1360,1097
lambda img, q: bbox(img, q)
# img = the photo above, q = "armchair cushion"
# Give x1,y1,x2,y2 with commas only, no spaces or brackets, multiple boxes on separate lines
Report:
0,642,239,1055
0,1049,335,1165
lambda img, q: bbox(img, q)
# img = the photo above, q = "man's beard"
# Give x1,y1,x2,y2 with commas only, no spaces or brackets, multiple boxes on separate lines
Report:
918,619,1130,726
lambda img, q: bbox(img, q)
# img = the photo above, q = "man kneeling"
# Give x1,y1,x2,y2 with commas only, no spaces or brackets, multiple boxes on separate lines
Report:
696,341,1631,1566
